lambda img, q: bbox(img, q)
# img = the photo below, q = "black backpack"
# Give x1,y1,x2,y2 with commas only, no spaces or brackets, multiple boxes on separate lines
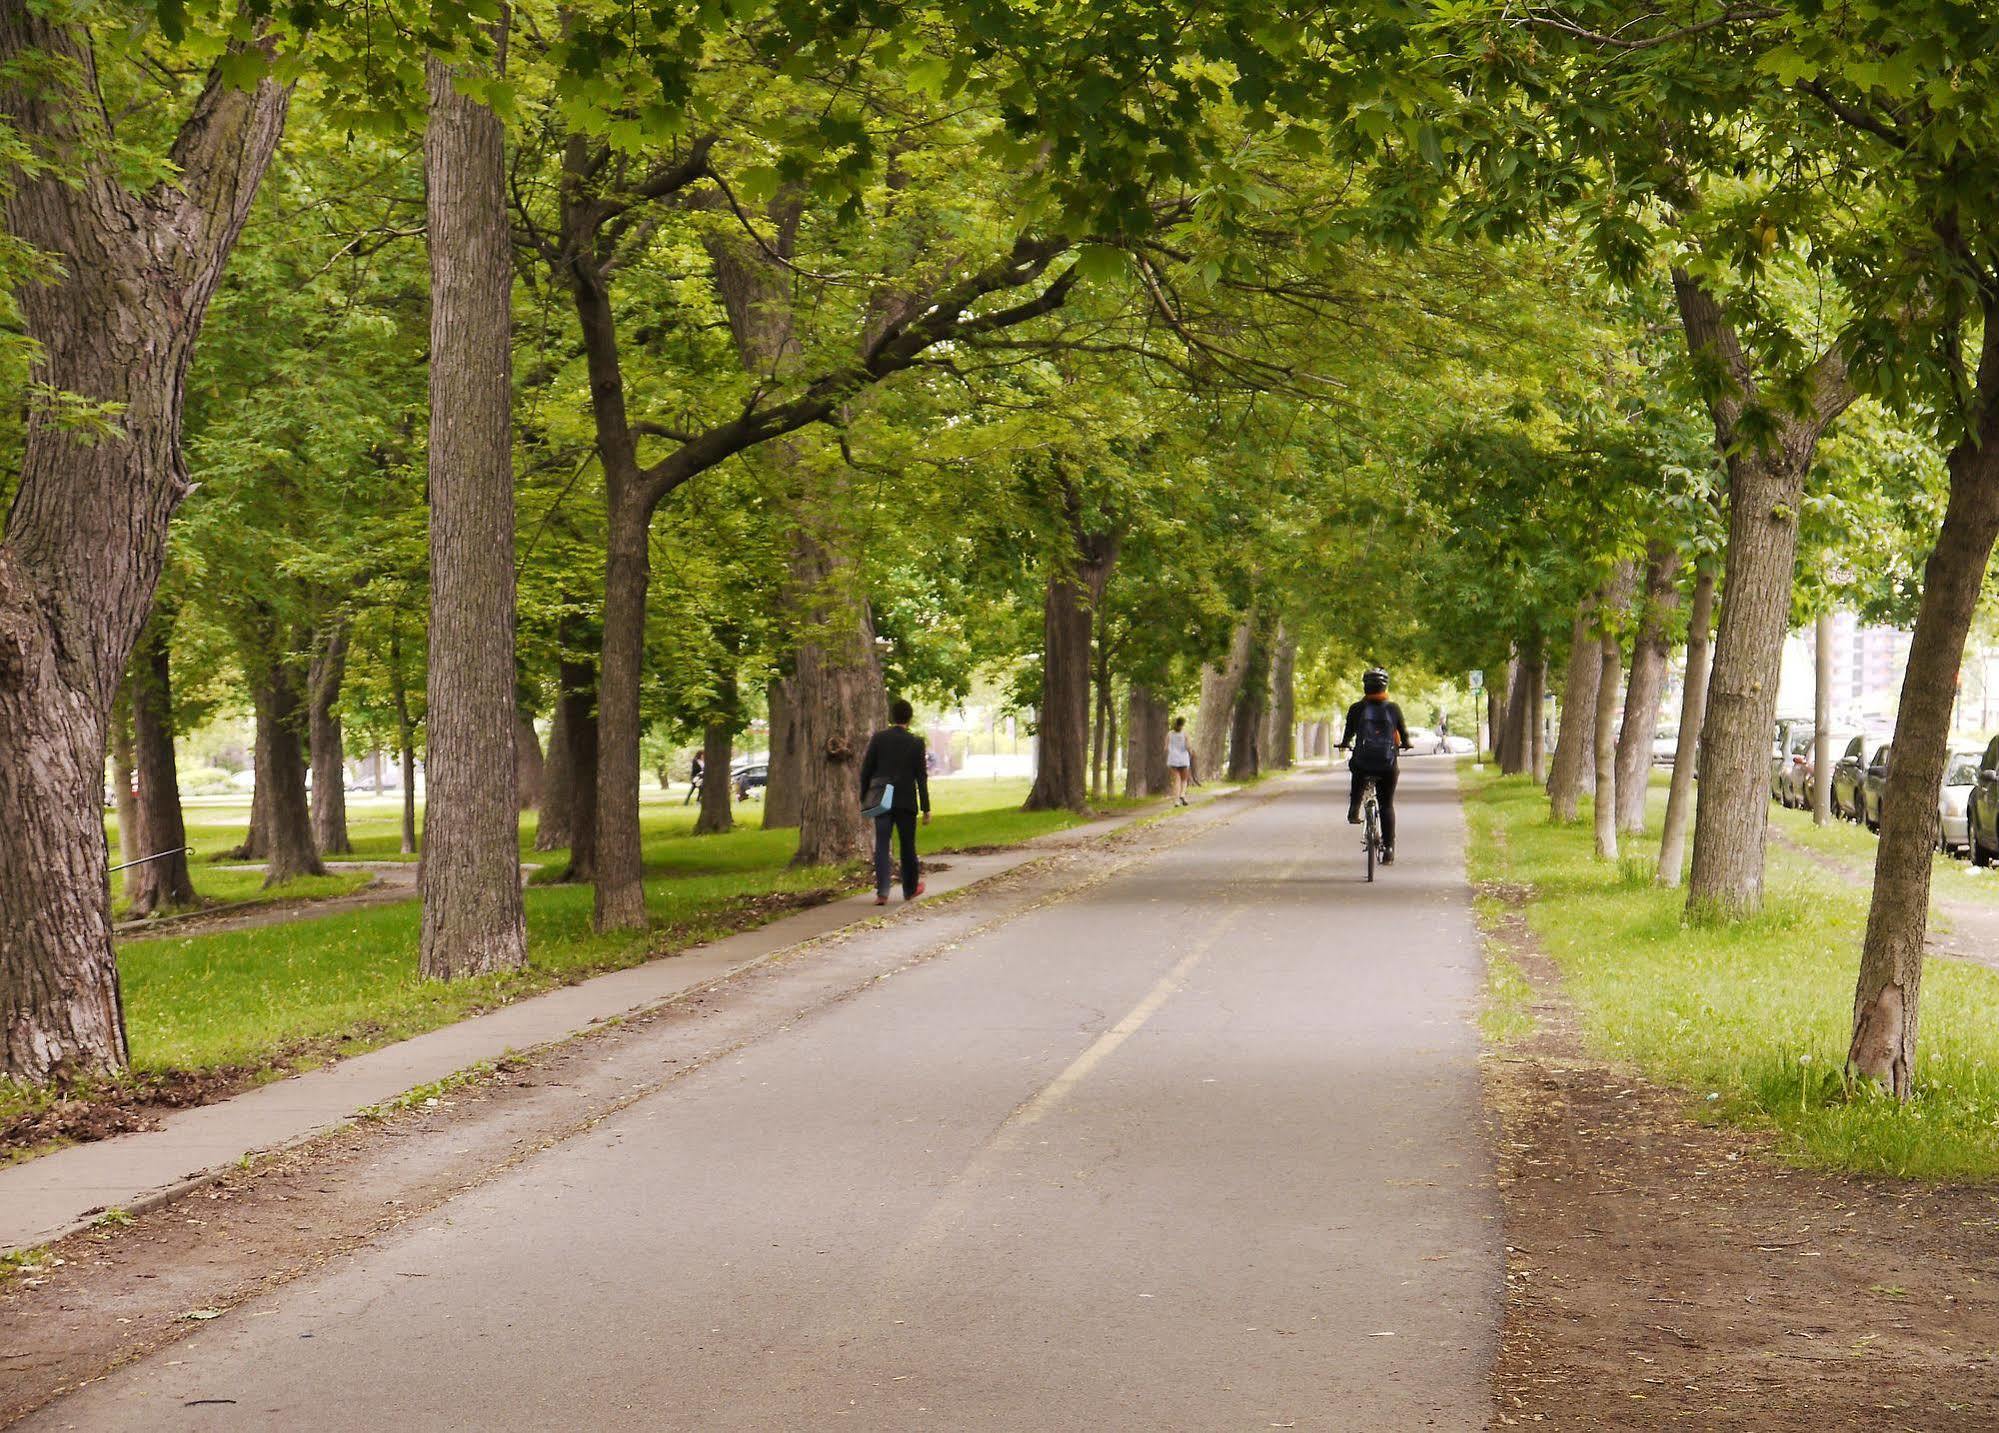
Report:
1351,702,1400,775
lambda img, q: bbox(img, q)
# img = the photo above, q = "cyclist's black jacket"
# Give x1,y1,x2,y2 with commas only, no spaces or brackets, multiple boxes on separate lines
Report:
1340,698,1410,756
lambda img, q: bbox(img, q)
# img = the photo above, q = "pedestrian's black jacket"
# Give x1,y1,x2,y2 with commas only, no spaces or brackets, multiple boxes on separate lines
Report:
859,726,931,813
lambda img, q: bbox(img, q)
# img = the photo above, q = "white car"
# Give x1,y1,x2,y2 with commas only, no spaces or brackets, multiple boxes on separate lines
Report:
1651,725,1681,766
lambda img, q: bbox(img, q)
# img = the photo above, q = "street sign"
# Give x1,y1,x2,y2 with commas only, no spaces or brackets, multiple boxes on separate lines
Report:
1468,669,1483,691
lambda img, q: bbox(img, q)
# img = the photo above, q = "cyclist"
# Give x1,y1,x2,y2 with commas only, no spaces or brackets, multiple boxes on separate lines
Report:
1338,667,1413,864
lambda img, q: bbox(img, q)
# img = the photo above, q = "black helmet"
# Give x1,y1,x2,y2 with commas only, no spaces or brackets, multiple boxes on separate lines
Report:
1363,667,1389,694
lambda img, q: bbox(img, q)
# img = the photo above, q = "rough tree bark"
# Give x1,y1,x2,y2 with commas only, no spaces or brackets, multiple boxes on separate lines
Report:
1549,603,1602,822
1195,620,1254,778
1676,271,1852,920
0,12,288,1080
1264,623,1297,771
252,653,324,886
1227,625,1270,782
787,511,890,865
693,722,735,836
1614,544,1682,835
1124,685,1170,798
1499,651,1530,775
693,661,738,837
419,45,527,979
762,677,801,829
1657,568,1716,887
1024,519,1121,811
128,613,196,914
1593,620,1624,861
308,621,351,856
1848,310,1999,1097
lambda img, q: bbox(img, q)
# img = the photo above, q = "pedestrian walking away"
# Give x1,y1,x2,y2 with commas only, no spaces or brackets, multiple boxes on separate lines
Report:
684,750,704,806
1339,667,1414,863
859,698,931,905
1166,716,1193,805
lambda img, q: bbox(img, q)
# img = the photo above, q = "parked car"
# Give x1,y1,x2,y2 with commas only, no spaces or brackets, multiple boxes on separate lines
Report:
1966,735,1999,866
1861,742,1895,830
1940,750,1982,854
1651,725,1680,766
1771,722,1815,804
731,761,768,801
1782,728,1856,810
1830,732,1890,821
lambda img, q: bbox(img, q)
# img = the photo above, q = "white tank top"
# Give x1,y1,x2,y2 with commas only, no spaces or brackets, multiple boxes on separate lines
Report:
1167,730,1191,764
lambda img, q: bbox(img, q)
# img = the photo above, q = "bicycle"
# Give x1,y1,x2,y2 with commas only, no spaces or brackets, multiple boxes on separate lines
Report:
1358,776,1383,882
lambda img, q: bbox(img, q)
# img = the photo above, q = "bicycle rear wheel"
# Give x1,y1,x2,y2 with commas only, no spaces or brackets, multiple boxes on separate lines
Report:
1364,803,1378,882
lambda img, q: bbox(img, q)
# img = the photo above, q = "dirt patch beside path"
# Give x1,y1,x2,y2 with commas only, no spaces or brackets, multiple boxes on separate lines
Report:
1481,898,1999,1430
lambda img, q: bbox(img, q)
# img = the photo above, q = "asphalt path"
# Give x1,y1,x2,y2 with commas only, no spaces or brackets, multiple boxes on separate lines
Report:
30,760,1499,1431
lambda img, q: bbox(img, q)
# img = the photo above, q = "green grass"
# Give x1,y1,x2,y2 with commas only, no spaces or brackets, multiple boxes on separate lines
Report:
1464,763,1999,1181
3,780,1148,1143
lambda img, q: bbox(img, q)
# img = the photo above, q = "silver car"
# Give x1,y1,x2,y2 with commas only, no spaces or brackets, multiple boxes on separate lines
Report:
1941,750,1982,854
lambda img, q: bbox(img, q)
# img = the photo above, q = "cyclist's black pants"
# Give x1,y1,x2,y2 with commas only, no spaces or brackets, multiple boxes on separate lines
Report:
1349,769,1399,850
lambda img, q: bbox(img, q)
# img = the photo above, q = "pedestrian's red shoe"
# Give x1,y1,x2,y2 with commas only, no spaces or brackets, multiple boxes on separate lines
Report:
874,893,889,906
908,881,926,900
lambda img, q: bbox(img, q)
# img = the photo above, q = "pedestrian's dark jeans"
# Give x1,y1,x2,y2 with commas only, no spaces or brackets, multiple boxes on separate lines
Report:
1349,769,1399,850
874,809,919,897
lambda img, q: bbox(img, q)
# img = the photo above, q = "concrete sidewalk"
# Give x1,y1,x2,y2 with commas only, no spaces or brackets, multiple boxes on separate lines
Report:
0,782,1262,1255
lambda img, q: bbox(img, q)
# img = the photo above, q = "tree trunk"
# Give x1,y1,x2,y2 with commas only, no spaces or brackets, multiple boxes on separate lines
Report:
308,622,352,856
390,622,419,857
694,720,735,836
536,698,571,851
253,657,325,886
1813,606,1834,825
0,11,288,1081
1124,685,1170,798
1849,330,1999,1096
763,676,801,829
419,47,527,978
592,497,651,929
1090,637,1109,800
1550,606,1602,819
128,613,196,915
1614,545,1682,834
1675,271,1850,920
515,709,544,813
694,660,739,837
1195,619,1254,778
1227,625,1270,782
1106,679,1120,795
1026,572,1100,811
788,521,890,865
111,694,141,904
558,644,599,882
1265,624,1297,771
1525,649,1547,782
1658,569,1717,886
1499,652,1529,775
1593,625,1623,861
